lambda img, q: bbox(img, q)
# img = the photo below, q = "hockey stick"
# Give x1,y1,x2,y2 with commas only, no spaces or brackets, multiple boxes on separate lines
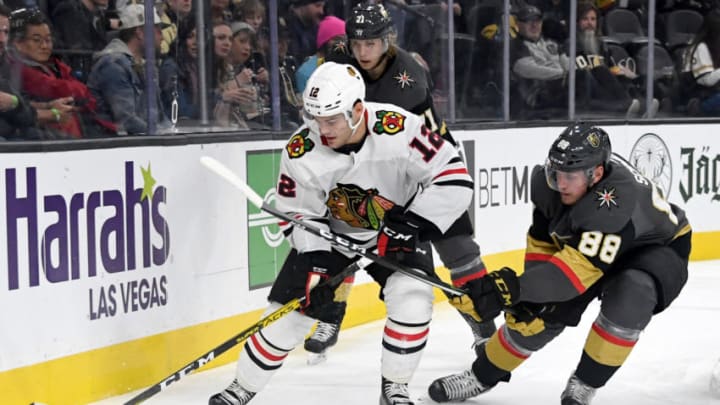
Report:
122,257,371,405
200,156,465,297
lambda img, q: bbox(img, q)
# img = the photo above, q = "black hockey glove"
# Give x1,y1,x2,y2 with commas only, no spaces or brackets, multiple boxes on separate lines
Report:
457,267,521,322
377,205,431,270
297,251,346,321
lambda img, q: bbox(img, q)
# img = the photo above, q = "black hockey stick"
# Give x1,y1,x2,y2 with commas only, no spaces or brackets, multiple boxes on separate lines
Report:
200,156,466,297
122,257,370,405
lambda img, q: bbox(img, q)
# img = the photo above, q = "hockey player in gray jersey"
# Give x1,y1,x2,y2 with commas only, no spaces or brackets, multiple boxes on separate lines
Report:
306,1,496,363
209,61,474,405
428,123,692,405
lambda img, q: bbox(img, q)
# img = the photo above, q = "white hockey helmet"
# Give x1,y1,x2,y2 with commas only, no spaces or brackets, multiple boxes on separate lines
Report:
302,62,366,129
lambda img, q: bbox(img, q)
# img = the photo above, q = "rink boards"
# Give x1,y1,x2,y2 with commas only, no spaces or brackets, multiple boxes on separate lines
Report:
1,123,718,404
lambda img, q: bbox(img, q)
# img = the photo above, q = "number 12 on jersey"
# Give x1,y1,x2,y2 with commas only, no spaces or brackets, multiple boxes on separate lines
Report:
410,125,444,162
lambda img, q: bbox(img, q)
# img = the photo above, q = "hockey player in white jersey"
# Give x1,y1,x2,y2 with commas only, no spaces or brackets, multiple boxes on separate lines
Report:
306,3,496,364
209,61,474,405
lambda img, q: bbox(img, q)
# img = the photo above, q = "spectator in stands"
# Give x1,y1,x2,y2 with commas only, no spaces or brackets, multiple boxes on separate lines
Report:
511,4,569,116
286,0,325,63
295,15,345,93
229,22,269,93
235,0,265,33
682,8,720,116
8,8,116,138
160,0,193,55
211,0,232,24
0,83,39,140
527,0,570,42
51,0,112,82
0,4,72,140
0,5,33,139
212,21,254,129
159,17,198,120
87,4,168,135
511,4,645,118
216,21,272,128
571,1,654,117
276,23,302,127
234,0,268,68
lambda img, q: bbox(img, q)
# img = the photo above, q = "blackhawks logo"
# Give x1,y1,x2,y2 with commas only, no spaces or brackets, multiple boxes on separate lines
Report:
326,183,395,230
373,110,406,135
286,128,314,158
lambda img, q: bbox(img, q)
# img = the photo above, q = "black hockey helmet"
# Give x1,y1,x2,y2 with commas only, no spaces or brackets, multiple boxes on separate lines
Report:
545,123,612,190
346,3,393,40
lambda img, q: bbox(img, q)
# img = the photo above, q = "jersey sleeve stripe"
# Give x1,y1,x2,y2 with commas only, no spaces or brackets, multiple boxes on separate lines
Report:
432,167,469,180
451,269,488,286
525,252,588,294
433,179,474,189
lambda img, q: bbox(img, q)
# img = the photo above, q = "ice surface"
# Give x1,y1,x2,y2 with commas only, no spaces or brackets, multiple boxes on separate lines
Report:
94,260,720,404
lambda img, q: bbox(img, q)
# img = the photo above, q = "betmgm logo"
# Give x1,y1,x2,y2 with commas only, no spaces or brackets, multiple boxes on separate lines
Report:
248,188,284,247
629,133,672,198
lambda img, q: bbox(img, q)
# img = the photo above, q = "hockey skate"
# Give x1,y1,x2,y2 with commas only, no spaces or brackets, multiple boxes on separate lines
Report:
560,374,596,405
380,377,414,405
209,379,256,405
428,369,492,402
304,321,339,365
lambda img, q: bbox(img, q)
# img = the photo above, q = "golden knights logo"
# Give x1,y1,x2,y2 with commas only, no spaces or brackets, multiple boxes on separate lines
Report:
587,132,601,148
286,128,314,159
326,183,395,229
373,110,406,135
596,187,618,209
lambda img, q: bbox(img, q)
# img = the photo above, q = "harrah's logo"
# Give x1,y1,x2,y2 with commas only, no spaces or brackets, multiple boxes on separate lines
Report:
5,161,170,290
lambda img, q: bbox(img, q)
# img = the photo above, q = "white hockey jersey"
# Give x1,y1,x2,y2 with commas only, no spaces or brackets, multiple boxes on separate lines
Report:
684,42,720,87
275,101,473,254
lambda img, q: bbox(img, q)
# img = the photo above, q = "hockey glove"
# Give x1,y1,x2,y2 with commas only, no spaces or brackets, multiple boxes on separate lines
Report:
377,205,430,270
297,251,346,321
458,267,521,322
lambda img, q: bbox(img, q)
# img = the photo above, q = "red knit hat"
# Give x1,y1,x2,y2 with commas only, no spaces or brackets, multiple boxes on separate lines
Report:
316,16,346,50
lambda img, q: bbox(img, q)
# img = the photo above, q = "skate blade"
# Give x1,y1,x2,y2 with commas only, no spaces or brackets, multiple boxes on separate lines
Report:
306,351,328,365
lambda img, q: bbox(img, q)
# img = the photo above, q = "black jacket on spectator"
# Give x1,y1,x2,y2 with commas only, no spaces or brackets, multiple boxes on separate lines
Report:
52,0,109,50
286,12,318,63
0,57,70,141
0,76,36,140
51,0,110,81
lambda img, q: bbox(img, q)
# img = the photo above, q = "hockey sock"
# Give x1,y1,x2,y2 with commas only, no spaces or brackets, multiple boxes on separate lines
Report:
474,325,532,385
381,317,430,383
575,314,640,388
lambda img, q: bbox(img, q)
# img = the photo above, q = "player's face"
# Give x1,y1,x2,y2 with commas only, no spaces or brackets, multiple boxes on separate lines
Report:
315,113,352,149
350,38,384,70
554,169,590,205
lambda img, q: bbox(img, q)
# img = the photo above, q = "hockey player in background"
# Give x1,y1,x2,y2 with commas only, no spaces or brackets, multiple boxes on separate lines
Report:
428,123,692,405
304,1,497,363
209,61,474,405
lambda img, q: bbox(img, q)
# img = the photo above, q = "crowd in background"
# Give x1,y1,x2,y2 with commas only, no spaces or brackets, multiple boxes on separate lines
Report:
0,0,719,140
